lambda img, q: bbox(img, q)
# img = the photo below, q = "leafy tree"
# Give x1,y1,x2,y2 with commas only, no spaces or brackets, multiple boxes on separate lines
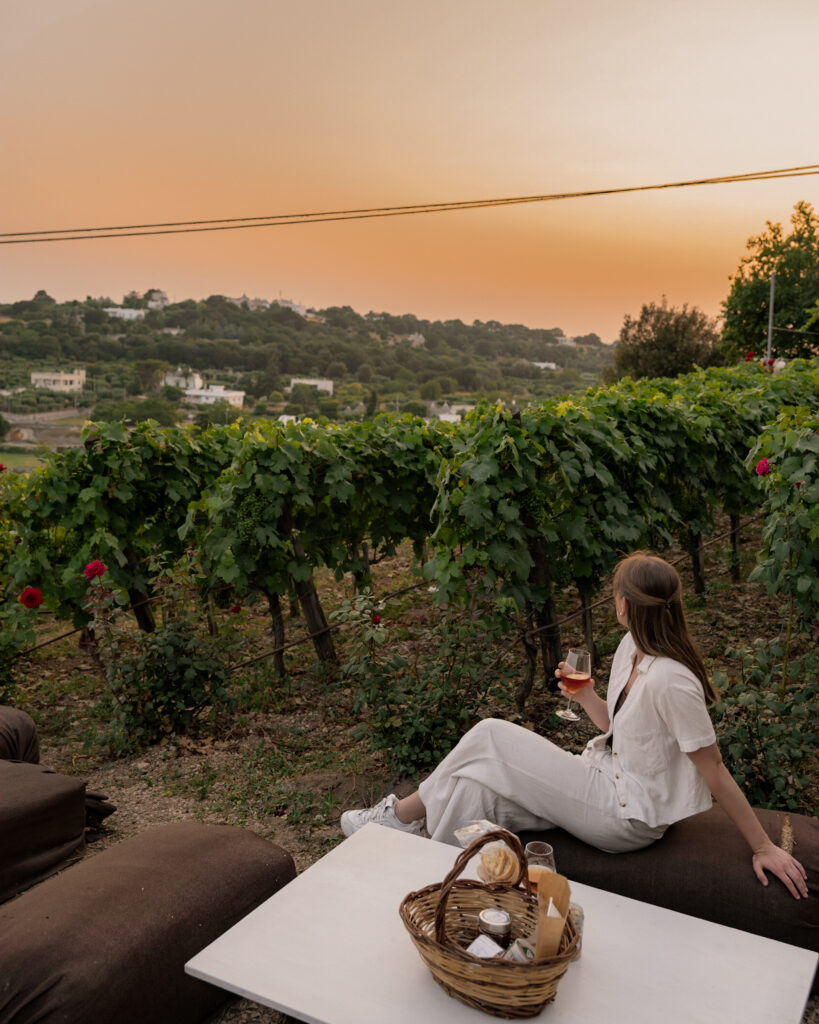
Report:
92,397,180,426
721,201,819,360
83,307,107,328
192,400,243,428
609,298,721,380
326,360,347,379
134,359,171,394
288,384,321,416
161,384,185,404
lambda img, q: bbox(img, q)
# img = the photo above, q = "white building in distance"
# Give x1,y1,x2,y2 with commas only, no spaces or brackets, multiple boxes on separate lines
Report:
274,298,306,317
226,294,271,311
184,384,245,409
31,368,87,392
286,377,334,395
104,307,146,321
146,290,169,310
163,369,204,390
427,401,472,423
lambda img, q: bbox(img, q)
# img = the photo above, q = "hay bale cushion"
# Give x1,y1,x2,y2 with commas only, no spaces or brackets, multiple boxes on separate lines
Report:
0,821,297,1024
0,760,86,904
520,804,819,991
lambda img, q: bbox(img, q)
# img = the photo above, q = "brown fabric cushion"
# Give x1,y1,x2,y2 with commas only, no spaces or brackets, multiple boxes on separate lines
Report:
0,707,117,831
0,761,86,903
520,804,819,992
0,707,40,763
0,821,297,1024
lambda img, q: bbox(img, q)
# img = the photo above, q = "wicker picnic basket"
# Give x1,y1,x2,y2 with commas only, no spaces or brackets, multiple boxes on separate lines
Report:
399,830,579,1019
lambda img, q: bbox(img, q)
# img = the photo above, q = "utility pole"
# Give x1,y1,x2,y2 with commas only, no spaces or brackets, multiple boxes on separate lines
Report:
766,272,776,360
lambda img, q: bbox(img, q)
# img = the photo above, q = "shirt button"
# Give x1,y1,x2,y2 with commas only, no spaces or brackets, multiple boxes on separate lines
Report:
620,801,627,807
613,752,618,757
615,774,620,779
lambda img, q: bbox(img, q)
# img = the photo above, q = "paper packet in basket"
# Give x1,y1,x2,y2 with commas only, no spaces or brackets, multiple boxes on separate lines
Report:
534,871,571,960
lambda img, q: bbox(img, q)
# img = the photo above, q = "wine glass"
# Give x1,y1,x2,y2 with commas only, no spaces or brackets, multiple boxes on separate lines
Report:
524,841,556,894
556,647,592,722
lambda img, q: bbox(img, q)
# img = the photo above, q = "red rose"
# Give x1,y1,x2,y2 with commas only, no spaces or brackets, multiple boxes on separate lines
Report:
83,560,108,580
744,351,754,362
19,587,43,609
372,613,381,625
0,464,7,472
230,604,242,614
755,458,770,477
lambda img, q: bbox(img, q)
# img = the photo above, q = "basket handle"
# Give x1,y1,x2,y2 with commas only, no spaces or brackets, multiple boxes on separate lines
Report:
433,829,531,945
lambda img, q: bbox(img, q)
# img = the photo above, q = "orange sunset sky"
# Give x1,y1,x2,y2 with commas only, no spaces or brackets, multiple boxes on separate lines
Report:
2,0,818,342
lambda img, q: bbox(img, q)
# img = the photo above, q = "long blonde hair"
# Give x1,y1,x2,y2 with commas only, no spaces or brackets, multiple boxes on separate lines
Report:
613,552,716,704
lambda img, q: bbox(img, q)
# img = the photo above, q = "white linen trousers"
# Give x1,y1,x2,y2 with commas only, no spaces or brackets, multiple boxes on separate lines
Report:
417,717,666,850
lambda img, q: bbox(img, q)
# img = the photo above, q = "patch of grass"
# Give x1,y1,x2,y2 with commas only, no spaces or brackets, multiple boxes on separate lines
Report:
233,663,295,713
0,449,43,472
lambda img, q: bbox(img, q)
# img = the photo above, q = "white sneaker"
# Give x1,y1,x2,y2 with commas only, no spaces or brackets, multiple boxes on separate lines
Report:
340,794,425,838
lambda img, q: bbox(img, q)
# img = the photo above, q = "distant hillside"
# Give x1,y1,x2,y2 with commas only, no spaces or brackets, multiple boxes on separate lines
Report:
0,290,612,417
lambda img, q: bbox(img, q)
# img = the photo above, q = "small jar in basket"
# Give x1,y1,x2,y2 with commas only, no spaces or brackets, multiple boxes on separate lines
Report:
399,830,579,1019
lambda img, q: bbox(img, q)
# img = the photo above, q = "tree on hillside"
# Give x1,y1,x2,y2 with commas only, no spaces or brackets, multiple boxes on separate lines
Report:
721,201,819,360
133,359,171,394
92,397,179,426
193,400,242,428
607,298,721,381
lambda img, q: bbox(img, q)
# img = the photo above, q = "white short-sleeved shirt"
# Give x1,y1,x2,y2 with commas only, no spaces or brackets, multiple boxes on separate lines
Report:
582,632,717,828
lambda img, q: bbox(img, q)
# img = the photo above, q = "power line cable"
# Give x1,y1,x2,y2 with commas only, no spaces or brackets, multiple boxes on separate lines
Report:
2,164,818,245
773,326,819,338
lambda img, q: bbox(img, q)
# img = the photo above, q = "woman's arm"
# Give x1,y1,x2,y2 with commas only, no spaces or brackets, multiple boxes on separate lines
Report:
556,664,610,732
686,743,808,899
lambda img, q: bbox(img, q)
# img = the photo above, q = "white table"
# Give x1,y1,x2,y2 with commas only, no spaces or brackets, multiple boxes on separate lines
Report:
186,824,817,1024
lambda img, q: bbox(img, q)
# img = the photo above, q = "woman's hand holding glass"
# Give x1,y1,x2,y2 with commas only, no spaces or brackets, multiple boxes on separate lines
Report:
556,647,594,722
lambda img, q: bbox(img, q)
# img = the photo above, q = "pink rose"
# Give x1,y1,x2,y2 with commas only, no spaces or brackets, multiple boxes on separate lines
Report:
755,458,770,476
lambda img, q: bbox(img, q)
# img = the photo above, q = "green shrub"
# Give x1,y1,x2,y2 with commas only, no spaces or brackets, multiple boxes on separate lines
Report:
334,583,516,778
712,641,818,813
84,558,236,754
750,407,819,632
93,617,234,754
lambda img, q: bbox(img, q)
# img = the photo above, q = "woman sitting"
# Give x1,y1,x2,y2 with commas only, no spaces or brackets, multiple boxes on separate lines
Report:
340,552,807,899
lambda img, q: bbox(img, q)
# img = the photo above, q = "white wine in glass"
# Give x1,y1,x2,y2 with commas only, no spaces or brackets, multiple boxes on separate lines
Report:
556,647,592,722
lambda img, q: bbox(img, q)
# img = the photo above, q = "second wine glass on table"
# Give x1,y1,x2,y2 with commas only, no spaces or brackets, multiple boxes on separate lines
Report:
556,647,592,722
524,841,556,894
